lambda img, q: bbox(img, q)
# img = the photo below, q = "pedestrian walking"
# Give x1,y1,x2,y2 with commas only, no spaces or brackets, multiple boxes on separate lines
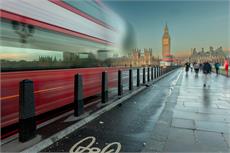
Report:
199,63,203,71
190,63,193,72
203,61,212,87
185,62,190,75
194,62,199,75
224,59,229,77
214,62,220,75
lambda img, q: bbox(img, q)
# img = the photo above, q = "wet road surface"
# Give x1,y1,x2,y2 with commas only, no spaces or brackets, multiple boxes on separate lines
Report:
42,69,181,152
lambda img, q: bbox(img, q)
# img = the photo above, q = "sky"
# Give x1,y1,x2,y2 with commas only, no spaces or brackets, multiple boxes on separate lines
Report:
0,46,63,61
104,0,230,57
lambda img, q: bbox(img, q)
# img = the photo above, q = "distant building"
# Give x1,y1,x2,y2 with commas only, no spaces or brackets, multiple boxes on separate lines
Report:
190,46,226,65
130,48,159,67
161,24,173,66
111,48,159,67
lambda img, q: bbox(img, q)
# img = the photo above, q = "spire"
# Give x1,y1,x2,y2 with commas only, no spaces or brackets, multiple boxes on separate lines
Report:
163,23,170,38
164,23,168,33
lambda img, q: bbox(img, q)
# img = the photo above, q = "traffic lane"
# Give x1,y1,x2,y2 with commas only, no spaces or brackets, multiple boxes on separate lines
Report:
42,69,181,152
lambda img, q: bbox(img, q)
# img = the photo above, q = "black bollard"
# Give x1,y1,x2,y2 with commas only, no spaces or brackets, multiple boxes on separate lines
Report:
74,74,84,117
129,69,133,90
143,67,146,84
118,70,123,96
19,80,36,142
151,67,153,80
101,71,108,103
156,66,158,78
158,66,160,77
154,66,157,79
160,67,162,76
137,68,140,87
147,67,150,82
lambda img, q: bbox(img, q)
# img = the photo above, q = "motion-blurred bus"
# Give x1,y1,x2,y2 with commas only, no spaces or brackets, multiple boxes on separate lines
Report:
0,0,135,133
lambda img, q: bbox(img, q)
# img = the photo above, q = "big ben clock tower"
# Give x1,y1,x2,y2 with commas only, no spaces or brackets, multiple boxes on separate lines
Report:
162,24,171,58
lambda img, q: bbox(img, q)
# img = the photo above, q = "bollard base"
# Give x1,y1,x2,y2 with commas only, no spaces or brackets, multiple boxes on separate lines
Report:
74,99,84,117
19,117,36,143
102,91,108,103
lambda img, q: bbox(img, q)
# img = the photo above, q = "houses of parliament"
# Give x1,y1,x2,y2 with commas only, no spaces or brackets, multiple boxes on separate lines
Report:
112,24,172,67
111,48,159,67
189,47,227,65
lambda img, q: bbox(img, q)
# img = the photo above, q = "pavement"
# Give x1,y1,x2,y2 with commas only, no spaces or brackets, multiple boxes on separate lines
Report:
143,70,230,152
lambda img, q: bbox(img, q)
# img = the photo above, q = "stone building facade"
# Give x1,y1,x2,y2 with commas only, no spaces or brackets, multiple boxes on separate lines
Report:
190,46,226,65
111,48,159,67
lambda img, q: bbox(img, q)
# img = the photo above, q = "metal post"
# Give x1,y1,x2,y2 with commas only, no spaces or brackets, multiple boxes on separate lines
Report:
129,69,133,90
156,66,158,78
102,71,108,103
158,66,160,77
118,70,123,96
137,68,140,87
154,66,157,79
147,67,150,82
151,67,153,80
160,67,162,75
143,67,146,84
74,74,84,117
19,80,36,142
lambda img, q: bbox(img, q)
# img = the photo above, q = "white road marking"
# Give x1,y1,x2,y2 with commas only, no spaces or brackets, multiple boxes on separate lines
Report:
69,136,121,153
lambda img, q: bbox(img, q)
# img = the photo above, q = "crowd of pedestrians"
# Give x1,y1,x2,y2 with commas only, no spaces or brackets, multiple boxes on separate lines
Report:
184,59,229,87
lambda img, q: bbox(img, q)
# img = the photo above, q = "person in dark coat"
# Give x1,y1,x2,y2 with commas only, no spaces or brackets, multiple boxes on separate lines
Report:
214,62,220,75
194,62,199,75
203,61,212,87
185,62,190,75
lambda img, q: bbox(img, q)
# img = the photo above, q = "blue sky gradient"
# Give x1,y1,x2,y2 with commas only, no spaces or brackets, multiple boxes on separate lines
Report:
104,0,230,56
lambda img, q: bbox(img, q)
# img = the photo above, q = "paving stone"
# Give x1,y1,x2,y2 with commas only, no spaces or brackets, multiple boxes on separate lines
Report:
173,110,207,121
195,120,229,133
172,118,195,130
174,110,229,123
166,128,195,144
183,102,219,109
223,134,230,148
195,131,229,151
163,128,202,152
175,105,199,112
198,107,230,115
216,103,230,109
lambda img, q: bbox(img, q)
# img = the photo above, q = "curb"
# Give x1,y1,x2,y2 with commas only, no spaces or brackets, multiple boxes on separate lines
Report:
21,68,179,153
